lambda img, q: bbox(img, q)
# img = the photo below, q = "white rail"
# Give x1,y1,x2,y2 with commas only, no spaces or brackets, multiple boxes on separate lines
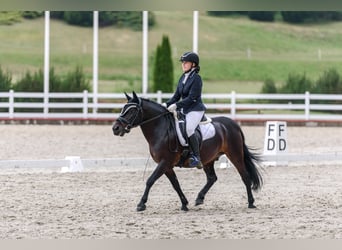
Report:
1,90,342,122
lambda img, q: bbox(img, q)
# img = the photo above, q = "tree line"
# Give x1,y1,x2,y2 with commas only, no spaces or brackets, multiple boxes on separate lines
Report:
7,11,342,28
0,11,156,30
208,11,342,24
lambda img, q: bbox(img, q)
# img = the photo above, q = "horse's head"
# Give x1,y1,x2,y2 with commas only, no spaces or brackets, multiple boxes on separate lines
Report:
112,91,143,136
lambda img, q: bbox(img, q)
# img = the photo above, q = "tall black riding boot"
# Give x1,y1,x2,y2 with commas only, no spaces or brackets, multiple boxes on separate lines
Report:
188,134,203,169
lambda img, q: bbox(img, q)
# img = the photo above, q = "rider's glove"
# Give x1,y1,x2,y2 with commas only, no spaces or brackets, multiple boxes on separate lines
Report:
167,103,177,112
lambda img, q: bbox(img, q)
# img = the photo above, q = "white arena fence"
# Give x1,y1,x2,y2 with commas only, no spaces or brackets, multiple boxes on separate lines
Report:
1,90,342,122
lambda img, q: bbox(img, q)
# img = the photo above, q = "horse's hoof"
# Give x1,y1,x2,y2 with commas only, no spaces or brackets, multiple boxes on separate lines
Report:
137,204,146,211
195,199,204,206
181,205,189,211
248,204,257,209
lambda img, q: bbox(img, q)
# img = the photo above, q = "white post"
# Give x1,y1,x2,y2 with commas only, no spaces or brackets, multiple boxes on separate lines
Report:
44,11,50,117
142,11,148,94
83,90,88,119
193,11,199,53
9,89,14,119
305,91,310,120
247,47,251,59
231,91,236,119
156,90,162,103
93,11,99,114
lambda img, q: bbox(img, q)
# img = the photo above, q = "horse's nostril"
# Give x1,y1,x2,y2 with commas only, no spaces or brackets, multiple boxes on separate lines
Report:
112,124,119,133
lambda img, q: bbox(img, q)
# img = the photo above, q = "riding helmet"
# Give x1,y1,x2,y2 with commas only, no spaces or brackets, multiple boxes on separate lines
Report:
179,52,199,66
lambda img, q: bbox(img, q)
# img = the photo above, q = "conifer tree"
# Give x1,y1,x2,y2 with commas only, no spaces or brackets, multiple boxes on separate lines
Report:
153,35,174,92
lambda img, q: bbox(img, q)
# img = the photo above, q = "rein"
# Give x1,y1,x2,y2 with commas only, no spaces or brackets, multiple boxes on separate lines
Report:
138,111,170,126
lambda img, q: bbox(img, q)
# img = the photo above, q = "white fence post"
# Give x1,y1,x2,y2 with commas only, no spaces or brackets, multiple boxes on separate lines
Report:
156,90,162,103
83,90,88,119
231,91,236,119
9,89,14,119
247,47,251,59
305,91,310,120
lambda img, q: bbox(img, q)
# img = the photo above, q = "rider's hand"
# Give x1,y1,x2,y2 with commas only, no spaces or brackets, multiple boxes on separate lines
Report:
162,102,167,107
167,103,177,112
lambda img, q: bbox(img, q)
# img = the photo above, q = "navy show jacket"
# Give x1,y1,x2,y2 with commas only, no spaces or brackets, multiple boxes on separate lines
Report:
166,70,206,114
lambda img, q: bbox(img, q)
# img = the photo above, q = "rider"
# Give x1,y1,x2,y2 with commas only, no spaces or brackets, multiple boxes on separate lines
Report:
164,51,206,169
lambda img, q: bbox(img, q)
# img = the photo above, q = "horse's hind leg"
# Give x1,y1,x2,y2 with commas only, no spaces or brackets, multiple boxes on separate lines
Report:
165,169,189,211
228,156,256,208
195,162,217,206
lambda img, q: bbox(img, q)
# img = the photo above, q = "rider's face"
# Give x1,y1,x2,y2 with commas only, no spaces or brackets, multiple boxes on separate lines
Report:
181,61,193,72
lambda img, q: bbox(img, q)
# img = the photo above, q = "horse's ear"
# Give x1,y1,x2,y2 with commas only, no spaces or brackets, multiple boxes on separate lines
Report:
124,92,132,101
132,91,139,101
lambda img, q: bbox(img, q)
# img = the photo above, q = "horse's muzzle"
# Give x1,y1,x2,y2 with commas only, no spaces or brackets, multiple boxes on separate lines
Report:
112,122,126,136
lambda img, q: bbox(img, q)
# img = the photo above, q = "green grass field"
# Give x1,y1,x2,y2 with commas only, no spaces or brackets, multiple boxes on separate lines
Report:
1,11,342,93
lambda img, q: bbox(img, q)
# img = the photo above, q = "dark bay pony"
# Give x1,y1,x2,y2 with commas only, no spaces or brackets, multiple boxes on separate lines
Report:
112,91,263,211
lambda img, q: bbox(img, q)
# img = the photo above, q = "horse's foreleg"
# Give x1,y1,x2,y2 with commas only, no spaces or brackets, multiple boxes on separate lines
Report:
137,163,166,212
164,169,189,211
195,163,217,206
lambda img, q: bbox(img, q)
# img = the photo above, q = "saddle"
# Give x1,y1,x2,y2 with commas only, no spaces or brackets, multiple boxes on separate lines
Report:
176,111,203,146
172,111,215,168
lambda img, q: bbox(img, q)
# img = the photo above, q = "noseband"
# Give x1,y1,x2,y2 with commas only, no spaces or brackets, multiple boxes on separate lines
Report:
117,98,169,133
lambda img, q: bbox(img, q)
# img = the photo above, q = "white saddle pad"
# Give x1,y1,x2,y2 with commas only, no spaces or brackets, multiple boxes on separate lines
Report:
173,114,216,147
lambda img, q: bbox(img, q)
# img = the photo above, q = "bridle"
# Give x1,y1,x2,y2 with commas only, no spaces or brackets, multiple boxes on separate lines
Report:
117,98,169,133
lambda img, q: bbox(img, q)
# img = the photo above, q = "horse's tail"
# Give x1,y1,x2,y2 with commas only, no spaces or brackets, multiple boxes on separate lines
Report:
240,129,263,190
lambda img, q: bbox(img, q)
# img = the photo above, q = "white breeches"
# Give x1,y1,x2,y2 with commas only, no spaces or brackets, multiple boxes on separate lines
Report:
185,111,205,137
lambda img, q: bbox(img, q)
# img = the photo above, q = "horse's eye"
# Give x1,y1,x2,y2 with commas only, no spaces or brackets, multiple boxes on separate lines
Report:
124,110,135,121
120,104,138,124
